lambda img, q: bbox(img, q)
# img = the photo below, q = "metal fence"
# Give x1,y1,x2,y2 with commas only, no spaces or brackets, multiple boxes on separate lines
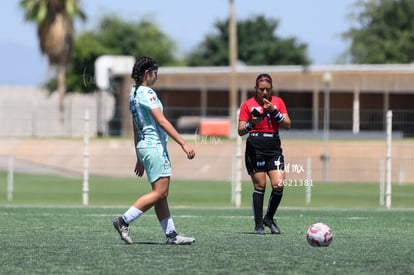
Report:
0,87,413,186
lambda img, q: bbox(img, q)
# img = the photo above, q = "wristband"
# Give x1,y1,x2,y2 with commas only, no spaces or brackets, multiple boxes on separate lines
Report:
271,110,284,123
243,121,254,132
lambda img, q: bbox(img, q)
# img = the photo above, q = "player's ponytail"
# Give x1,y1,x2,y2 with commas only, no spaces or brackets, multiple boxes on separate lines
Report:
131,56,158,89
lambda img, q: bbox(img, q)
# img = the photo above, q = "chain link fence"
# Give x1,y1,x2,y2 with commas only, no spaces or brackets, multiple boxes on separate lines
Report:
0,87,413,185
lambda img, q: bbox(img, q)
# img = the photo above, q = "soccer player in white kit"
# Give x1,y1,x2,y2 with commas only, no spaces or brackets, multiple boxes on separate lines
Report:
112,56,196,245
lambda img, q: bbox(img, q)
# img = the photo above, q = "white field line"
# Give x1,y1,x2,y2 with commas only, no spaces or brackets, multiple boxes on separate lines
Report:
1,204,414,211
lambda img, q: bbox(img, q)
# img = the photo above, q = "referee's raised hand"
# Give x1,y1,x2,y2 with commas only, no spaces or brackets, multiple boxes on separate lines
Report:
263,98,276,112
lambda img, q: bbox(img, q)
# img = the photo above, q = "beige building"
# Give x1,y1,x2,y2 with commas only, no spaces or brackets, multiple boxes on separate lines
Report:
115,64,414,137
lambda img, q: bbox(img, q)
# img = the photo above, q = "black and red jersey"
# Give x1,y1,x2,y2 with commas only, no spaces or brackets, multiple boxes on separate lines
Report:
238,96,287,133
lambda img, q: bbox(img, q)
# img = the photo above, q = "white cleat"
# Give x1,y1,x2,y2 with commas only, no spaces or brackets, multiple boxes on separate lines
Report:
112,217,133,244
166,232,195,245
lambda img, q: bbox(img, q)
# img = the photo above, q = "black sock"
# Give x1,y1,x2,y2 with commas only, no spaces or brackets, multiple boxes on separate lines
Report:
252,189,265,225
266,189,283,219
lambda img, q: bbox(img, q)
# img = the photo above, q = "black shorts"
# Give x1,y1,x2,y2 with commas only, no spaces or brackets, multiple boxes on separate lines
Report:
245,132,284,175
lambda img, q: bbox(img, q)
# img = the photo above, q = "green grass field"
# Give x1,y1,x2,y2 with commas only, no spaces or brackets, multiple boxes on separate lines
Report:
0,173,413,274
1,207,413,274
1,172,414,208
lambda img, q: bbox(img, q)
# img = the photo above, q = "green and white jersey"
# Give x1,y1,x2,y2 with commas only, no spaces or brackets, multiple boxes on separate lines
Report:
129,85,168,148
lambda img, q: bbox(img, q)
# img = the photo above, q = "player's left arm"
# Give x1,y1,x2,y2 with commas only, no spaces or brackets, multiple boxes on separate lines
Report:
263,98,291,130
277,98,291,130
150,108,195,160
279,113,291,130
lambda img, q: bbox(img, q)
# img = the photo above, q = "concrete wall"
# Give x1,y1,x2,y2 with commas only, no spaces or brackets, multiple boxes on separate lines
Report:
0,86,114,137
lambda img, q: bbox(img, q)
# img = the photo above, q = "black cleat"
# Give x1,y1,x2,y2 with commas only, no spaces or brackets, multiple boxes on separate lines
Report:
263,216,281,234
254,224,265,235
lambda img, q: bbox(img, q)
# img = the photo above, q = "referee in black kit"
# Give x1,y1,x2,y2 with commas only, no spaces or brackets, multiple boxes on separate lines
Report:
237,73,291,235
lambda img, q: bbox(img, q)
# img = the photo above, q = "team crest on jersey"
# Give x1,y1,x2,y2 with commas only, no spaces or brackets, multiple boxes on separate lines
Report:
145,90,157,102
251,107,263,112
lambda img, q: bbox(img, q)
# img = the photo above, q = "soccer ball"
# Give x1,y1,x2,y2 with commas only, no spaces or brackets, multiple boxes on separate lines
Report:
306,223,333,247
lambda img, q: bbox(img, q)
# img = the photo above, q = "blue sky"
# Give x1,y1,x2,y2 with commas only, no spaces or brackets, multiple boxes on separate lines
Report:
0,0,356,86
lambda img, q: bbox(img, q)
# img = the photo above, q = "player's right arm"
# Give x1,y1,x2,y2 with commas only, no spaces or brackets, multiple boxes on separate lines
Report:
237,102,262,136
132,122,144,177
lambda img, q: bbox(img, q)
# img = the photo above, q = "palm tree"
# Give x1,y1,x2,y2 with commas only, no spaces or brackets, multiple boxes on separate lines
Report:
20,0,86,122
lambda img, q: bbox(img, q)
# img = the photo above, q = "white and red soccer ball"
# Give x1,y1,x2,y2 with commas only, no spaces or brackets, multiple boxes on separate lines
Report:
306,223,333,247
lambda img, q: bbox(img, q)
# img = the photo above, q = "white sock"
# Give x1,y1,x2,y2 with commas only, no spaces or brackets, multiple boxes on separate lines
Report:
160,216,176,235
122,206,143,224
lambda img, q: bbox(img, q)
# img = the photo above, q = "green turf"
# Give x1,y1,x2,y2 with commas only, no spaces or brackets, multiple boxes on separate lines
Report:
0,207,413,274
1,172,413,209
1,173,413,274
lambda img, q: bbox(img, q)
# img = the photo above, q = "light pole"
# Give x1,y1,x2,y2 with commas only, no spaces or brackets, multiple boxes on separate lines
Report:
322,72,332,182
229,0,241,208
229,0,238,138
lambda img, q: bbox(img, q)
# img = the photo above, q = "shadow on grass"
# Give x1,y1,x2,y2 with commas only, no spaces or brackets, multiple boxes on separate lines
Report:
131,241,165,245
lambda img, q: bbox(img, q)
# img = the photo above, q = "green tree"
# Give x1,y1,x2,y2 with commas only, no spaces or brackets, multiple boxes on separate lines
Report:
57,15,180,136
61,15,180,93
342,0,414,64
187,15,310,66
20,0,86,121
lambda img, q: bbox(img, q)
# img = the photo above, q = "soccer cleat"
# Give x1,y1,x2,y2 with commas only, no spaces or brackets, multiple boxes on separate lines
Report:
263,216,281,234
254,224,265,234
112,216,133,244
165,231,195,245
